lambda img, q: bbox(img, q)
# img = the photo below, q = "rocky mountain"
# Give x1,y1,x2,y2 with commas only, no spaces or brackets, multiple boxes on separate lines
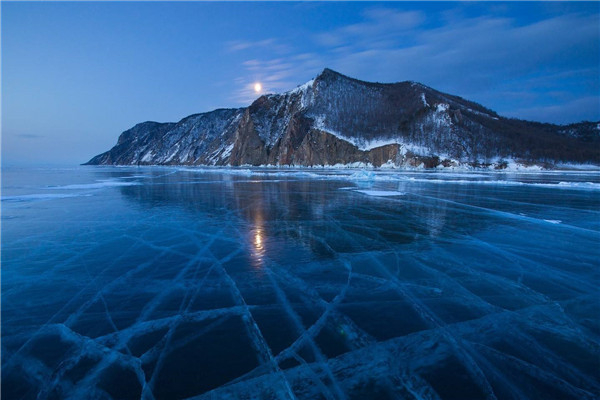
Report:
85,68,600,168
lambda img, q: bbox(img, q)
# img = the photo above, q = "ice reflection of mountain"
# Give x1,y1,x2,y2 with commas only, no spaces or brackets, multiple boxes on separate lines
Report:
116,170,459,256
2,167,599,400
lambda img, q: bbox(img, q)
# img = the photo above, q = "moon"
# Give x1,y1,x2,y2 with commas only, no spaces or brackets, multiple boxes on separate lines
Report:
254,83,262,93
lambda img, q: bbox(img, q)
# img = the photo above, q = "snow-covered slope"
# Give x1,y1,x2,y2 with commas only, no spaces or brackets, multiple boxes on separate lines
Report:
85,68,600,168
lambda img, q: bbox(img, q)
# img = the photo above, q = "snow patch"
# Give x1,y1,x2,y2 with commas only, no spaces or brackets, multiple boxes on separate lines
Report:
499,160,544,172
398,177,600,191
2,193,93,202
553,162,600,171
164,142,181,163
47,181,140,190
287,79,314,95
353,190,406,197
141,151,155,162
436,103,449,112
220,143,235,160
313,115,431,153
323,162,375,169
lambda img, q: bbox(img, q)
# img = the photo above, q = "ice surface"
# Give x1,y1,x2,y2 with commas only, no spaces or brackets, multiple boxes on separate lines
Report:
48,180,141,190
353,190,406,197
2,166,599,399
1,193,93,202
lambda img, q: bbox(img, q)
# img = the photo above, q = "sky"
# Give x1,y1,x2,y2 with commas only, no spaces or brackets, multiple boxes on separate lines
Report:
2,1,599,166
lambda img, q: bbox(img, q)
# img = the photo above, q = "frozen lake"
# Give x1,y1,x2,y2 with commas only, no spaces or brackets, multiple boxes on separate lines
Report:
2,166,600,399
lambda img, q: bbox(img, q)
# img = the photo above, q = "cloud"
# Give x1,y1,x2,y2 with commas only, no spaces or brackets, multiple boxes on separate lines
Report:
315,9,424,48
226,38,290,54
230,6,599,122
321,11,599,94
231,58,300,104
504,96,600,124
16,133,43,139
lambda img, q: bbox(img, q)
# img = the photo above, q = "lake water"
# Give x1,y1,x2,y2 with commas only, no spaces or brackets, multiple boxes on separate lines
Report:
2,166,599,399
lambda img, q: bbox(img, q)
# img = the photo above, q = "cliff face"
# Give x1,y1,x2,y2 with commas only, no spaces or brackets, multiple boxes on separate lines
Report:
85,68,600,168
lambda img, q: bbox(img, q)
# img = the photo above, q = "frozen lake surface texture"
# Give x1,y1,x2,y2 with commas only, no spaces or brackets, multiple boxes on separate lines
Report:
2,166,599,400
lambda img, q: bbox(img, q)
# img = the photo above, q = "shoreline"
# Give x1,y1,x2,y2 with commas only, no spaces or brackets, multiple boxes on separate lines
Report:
79,162,600,173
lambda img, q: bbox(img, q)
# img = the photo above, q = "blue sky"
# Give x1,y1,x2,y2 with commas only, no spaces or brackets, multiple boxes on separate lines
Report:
2,1,599,165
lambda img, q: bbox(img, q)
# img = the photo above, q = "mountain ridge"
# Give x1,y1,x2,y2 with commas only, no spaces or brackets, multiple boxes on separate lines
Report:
85,68,600,168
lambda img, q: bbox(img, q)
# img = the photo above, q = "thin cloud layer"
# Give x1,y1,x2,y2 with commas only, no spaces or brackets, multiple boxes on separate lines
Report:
232,7,599,124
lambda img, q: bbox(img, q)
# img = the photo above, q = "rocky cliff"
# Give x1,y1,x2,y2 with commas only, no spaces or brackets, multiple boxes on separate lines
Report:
85,68,600,168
